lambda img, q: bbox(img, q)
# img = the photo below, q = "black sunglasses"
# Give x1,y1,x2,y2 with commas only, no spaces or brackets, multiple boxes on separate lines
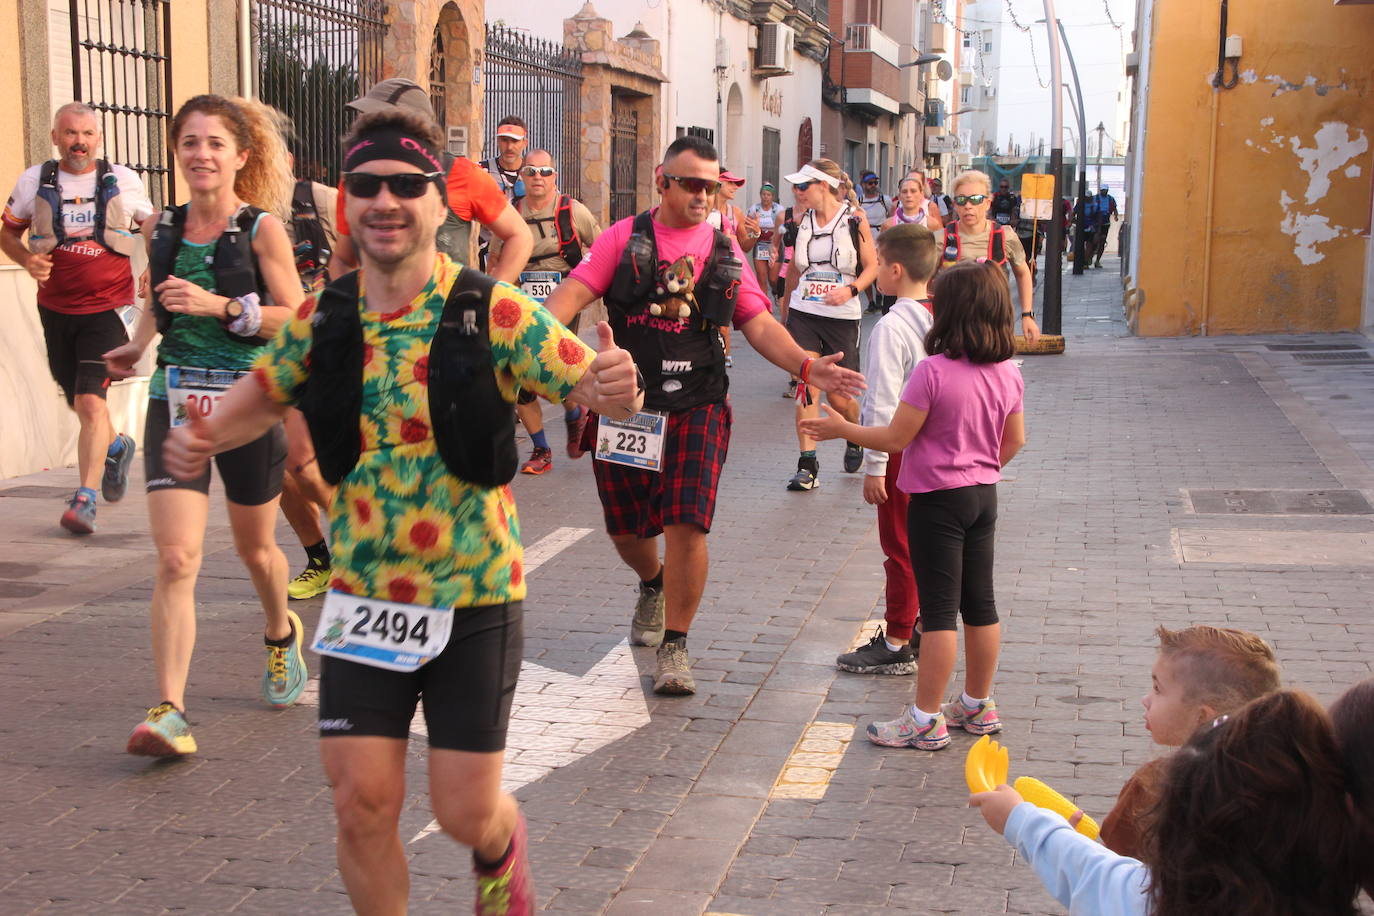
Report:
519,166,556,177
953,193,989,206
662,173,722,196
342,171,443,199
792,180,817,192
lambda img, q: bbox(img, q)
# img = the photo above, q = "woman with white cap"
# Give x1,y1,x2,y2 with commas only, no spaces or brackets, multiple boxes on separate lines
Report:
779,158,878,492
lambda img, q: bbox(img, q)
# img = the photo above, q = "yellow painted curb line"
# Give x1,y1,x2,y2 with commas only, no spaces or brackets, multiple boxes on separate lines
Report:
770,721,855,800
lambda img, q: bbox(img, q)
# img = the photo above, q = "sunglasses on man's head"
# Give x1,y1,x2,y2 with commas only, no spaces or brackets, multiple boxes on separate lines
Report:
519,166,556,177
662,174,722,196
342,171,443,199
953,193,989,206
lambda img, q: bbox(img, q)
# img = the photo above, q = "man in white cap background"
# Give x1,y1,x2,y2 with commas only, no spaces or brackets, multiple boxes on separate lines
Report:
327,78,532,283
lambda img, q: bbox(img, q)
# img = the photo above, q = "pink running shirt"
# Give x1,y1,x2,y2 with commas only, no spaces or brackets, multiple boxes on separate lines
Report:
896,353,1024,494
567,209,769,327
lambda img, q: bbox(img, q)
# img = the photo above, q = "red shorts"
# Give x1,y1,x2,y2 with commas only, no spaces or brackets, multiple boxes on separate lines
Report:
584,401,732,537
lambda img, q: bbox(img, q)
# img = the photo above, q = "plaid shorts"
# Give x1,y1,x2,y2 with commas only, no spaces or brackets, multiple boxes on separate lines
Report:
584,401,733,537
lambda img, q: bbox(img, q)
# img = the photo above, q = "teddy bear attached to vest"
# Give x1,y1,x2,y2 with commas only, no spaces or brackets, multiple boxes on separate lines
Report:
648,254,697,325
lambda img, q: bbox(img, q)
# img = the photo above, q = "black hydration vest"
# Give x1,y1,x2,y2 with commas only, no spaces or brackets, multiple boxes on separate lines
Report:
290,180,332,288
297,267,517,488
603,211,742,412
148,204,269,346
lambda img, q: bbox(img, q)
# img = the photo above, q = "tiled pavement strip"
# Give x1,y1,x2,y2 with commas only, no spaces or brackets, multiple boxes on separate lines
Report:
1,252,1372,914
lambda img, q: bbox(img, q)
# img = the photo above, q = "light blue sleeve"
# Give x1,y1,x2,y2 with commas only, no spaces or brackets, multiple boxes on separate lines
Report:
1003,803,1151,916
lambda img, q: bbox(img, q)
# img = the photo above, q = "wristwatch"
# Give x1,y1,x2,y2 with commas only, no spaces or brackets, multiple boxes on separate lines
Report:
224,297,244,320
848,283,860,298
1021,311,1034,319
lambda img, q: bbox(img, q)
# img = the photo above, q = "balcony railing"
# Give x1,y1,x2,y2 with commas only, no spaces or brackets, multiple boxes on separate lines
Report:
845,23,901,68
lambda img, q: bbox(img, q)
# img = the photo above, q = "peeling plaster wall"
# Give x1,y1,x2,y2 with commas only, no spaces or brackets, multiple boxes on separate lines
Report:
1134,0,1374,336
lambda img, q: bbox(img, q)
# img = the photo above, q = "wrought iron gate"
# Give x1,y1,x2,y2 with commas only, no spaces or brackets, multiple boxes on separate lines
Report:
254,0,387,185
482,24,583,199
68,0,174,207
609,97,638,223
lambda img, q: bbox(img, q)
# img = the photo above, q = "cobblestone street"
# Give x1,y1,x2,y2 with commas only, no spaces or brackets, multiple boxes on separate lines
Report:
2,255,1372,914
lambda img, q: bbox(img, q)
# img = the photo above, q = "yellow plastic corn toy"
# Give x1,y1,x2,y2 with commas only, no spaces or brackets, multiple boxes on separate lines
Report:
964,735,1101,840
1013,777,1101,840
963,734,1009,794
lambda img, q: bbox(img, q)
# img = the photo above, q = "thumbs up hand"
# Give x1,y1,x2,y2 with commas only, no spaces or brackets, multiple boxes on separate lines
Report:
584,321,643,419
163,397,217,481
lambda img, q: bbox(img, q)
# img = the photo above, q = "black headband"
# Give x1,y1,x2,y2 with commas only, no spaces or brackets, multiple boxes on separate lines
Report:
343,130,443,173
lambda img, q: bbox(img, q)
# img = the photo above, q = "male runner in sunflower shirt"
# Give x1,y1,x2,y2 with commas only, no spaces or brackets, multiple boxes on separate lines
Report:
161,109,643,916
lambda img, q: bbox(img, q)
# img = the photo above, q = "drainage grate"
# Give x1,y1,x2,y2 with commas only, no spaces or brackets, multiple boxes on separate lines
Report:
1265,343,1366,352
1290,351,1373,363
1188,489,1374,515
0,486,75,499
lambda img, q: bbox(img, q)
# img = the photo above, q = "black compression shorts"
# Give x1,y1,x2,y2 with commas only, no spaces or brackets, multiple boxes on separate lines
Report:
318,601,523,752
143,396,286,506
38,307,128,406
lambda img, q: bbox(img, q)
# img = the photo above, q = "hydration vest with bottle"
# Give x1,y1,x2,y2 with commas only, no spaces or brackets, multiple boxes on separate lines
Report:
299,266,517,488
604,211,743,411
28,159,136,256
147,204,271,346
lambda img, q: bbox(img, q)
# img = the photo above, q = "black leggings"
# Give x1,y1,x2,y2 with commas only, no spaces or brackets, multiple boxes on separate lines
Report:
906,483,999,632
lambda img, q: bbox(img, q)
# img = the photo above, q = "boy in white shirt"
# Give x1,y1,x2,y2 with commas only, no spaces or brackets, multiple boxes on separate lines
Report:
835,223,937,675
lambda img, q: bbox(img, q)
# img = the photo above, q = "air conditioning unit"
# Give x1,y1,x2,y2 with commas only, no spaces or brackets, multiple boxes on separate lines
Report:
927,23,951,55
756,22,795,72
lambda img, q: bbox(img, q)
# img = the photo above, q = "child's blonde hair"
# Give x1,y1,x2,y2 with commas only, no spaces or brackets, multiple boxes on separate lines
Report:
1156,625,1280,713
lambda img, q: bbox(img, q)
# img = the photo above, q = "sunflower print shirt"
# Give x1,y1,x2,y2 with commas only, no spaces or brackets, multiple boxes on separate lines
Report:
253,253,593,610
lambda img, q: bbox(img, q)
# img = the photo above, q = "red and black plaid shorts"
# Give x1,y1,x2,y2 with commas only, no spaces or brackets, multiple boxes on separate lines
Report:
583,401,733,537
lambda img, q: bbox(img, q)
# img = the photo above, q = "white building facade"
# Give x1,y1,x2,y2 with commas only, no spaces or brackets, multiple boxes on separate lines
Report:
499,0,832,201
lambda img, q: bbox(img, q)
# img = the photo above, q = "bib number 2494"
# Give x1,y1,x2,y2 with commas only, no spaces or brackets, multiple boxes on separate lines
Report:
311,590,454,672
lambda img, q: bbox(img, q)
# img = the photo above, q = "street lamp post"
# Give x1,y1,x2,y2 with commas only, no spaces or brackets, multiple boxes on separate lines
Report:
1057,18,1090,277
1040,2,1065,336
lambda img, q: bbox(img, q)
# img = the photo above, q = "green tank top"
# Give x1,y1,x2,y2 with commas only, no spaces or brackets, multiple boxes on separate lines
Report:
150,229,266,399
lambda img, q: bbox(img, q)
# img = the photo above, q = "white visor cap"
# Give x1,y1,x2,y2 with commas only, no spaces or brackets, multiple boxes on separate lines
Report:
783,164,841,188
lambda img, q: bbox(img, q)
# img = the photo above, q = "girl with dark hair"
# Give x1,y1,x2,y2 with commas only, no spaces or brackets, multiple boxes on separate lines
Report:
972,689,1365,915
1330,677,1374,898
105,94,306,756
802,260,1025,750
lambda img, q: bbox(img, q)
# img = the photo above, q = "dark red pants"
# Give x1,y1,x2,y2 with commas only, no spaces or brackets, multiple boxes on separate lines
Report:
877,449,920,640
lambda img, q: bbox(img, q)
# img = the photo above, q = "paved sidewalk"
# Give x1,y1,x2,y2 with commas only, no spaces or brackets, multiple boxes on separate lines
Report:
2,254,1372,914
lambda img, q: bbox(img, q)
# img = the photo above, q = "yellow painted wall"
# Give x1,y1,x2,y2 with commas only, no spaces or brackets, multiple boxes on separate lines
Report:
0,0,22,266
169,1,211,205
1133,0,1374,336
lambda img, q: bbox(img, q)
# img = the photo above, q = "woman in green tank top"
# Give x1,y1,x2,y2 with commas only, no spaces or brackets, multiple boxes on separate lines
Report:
103,94,306,758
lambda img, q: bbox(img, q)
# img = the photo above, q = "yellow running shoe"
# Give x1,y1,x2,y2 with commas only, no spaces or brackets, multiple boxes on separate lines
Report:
287,562,330,600
127,702,197,756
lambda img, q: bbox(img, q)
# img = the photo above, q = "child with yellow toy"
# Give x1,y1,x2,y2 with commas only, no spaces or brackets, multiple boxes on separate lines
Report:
1096,624,1279,856
970,690,1365,915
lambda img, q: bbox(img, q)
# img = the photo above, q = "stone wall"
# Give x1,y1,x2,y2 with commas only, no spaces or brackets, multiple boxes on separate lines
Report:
384,0,485,155
564,4,666,227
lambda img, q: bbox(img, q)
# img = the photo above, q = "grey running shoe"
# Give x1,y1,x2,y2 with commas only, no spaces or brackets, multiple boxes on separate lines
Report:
630,583,665,647
102,433,136,502
653,637,695,695
60,492,96,535
787,461,819,491
836,628,916,675
843,442,863,473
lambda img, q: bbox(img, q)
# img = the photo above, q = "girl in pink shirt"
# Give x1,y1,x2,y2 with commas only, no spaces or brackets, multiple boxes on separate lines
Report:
801,261,1026,751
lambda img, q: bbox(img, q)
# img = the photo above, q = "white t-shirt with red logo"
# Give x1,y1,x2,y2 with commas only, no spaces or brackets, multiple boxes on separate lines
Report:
3,162,154,314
